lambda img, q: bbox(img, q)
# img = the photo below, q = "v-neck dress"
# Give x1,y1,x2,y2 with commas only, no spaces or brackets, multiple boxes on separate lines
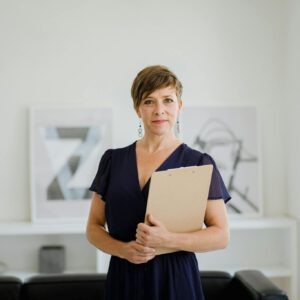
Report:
89,141,231,300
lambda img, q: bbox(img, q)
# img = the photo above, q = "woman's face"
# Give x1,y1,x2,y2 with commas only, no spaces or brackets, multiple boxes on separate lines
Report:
135,86,182,137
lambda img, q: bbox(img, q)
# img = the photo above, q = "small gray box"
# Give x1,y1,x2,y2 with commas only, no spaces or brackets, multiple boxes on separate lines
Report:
39,245,65,274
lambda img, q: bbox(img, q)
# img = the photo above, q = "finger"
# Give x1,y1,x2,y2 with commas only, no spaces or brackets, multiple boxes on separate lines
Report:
148,214,161,226
131,256,146,264
131,250,156,264
136,255,153,263
133,257,150,264
136,238,143,245
135,231,146,243
135,244,149,254
136,244,155,255
148,255,155,261
135,238,145,246
137,223,150,233
136,236,151,248
136,228,145,237
136,228,151,242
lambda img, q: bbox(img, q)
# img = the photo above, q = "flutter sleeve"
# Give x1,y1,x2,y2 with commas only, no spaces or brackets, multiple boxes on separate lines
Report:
201,153,231,203
89,149,112,201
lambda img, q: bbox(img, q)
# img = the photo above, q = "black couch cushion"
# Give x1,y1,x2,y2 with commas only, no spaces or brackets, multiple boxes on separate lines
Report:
12,270,288,300
0,276,22,300
21,273,106,300
201,271,232,300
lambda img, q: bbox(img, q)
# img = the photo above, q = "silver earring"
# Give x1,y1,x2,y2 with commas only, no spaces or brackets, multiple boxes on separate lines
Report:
176,118,180,136
138,120,143,138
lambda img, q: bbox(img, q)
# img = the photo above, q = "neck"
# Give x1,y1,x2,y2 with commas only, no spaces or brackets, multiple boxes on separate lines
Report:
137,133,181,153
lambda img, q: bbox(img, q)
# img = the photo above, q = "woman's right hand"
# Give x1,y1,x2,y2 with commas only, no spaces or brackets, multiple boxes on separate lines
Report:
119,241,156,264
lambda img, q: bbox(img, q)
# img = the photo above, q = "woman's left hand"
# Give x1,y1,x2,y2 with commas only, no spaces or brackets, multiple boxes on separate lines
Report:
136,214,170,248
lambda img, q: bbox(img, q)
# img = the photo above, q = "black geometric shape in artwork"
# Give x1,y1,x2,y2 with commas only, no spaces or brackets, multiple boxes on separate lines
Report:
45,126,100,201
68,155,81,175
56,127,89,140
227,202,242,214
47,177,65,200
193,118,259,214
83,189,93,200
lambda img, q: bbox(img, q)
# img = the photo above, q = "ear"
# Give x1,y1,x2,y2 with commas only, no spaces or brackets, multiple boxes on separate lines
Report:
134,105,141,118
178,99,183,112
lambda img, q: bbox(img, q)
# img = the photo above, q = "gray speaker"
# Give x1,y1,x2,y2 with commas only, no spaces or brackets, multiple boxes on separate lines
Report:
39,245,65,274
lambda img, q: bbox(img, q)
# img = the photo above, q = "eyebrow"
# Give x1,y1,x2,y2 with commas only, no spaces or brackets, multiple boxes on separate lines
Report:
145,95,175,99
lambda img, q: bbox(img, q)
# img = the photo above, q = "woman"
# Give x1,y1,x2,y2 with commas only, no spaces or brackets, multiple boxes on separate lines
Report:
86,65,231,300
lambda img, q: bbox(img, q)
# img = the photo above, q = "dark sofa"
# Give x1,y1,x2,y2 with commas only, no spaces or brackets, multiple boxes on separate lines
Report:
0,270,288,300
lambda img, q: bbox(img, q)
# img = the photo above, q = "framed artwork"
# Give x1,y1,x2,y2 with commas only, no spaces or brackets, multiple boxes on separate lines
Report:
181,106,262,217
30,106,112,222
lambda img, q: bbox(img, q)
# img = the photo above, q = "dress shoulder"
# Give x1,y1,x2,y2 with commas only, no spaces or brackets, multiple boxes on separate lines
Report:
201,153,231,203
184,145,231,203
89,149,113,201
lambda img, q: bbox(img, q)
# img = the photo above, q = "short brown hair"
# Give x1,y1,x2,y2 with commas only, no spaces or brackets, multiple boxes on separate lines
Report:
131,65,183,109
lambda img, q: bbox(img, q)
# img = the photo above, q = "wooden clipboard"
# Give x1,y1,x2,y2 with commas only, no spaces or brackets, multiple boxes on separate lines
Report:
144,164,213,255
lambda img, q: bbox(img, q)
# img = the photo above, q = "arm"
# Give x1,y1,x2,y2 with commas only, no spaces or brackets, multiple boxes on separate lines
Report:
136,199,230,252
86,192,155,264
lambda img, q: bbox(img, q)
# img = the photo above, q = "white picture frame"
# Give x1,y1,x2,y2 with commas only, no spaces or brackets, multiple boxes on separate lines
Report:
30,106,112,222
181,106,263,217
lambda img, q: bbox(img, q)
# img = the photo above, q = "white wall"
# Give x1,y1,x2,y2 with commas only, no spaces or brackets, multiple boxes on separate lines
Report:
286,1,300,219
0,0,288,221
285,0,300,298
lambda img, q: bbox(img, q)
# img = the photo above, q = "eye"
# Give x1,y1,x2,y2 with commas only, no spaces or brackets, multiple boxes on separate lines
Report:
143,99,154,105
164,98,174,103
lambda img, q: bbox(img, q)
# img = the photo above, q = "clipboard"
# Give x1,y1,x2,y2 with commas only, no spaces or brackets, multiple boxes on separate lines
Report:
144,164,213,255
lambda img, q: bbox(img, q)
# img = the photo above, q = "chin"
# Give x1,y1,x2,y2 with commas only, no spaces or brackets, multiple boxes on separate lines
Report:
149,129,173,137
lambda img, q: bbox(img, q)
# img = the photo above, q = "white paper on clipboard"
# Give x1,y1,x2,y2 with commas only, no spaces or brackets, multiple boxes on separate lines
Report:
145,164,213,255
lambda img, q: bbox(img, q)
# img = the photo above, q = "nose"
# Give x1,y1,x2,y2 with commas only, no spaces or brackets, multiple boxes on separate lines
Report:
154,102,165,115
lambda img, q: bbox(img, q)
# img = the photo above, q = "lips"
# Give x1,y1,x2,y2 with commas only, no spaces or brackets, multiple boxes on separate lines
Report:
152,120,167,124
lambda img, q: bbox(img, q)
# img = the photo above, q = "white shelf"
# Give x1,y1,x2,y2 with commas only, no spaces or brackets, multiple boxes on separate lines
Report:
2,269,97,282
0,216,296,235
229,216,297,230
0,222,86,235
201,265,292,278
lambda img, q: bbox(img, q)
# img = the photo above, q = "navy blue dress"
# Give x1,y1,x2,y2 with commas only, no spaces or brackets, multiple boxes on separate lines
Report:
89,141,231,300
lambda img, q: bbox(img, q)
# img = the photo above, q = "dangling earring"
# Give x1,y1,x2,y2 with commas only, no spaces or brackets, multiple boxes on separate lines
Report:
176,117,180,137
138,119,143,138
